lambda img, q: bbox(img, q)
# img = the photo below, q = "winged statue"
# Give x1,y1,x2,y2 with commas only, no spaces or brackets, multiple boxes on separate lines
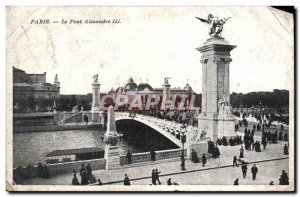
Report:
195,14,231,38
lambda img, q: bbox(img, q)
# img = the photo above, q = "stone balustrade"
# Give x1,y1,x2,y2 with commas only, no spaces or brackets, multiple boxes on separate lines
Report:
120,148,187,165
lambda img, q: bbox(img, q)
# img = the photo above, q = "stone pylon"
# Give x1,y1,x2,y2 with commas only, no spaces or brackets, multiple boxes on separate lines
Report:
197,37,237,142
104,105,120,170
91,74,101,122
104,106,119,142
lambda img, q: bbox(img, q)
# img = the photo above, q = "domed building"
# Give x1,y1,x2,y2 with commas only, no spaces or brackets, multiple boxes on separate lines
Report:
109,77,200,111
124,77,137,92
137,83,154,93
184,82,193,92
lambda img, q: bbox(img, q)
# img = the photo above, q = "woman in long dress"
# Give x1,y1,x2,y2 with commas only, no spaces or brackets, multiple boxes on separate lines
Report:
72,169,80,185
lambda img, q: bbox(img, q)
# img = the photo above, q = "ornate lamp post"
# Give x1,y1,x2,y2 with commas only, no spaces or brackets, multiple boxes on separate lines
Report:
180,124,187,170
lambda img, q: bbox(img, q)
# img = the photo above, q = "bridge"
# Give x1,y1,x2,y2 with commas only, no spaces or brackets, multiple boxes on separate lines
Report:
115,112,202,148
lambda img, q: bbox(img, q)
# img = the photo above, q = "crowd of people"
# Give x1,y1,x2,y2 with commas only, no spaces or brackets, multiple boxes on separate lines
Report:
191,149,207,167
72,163,97,185
14,162,50,183
136,110,199,127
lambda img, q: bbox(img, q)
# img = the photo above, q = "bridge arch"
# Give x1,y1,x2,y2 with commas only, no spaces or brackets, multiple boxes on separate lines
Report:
115,113,182,148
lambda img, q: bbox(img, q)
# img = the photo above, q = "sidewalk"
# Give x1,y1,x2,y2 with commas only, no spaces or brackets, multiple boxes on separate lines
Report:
21,141,289,185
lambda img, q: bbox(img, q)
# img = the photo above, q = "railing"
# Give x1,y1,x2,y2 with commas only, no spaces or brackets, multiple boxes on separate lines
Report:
120,148,187,165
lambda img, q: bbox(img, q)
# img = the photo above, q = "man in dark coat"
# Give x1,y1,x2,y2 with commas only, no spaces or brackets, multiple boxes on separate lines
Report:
202,153,207,167
284,133,288,141
284,144,289,155
241,164,248,178
233,156,238,168
42,164,50,179
239,146,244,158
262,138,267,150
37,162,43,178
151,169,156,185
154,169,161,185
150,150,156,161
124,174,131,185
126,151,132,164
251,164,258,180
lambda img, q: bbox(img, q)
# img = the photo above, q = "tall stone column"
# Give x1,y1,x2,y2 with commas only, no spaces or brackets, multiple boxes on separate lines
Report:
162,78,171,110
197,37,237,141
91,74,101,122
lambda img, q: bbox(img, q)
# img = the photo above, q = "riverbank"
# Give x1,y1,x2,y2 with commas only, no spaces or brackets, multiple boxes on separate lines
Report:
13,122,103,133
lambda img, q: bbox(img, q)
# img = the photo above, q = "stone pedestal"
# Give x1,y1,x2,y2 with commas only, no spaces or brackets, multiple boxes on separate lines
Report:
197,37,237,142
105,145,121,170
104,106,120,170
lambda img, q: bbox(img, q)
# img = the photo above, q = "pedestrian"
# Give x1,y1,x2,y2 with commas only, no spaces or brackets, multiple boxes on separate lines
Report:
79,163,86,176
191,149,199,163
241,164,247,179
83,115,88,125
80,169,89,185
37,162,43,178
86,163,96,183
86,163,92,175
72,169,80,185
279,170,289,185
126,151,132,164
155,169,161,185
233,156,238,168
42,164,50,179
202,153,207,167
150,150,156,161
167,178,173,185
233,178,239,185
124,174,131,185
269,181,274,185
251,164,258,180
151,169,156,185
284,144,289,155
239,146,244,158
262,139,267,150
97,179,103,186
214,146,220,158
284,133,288,141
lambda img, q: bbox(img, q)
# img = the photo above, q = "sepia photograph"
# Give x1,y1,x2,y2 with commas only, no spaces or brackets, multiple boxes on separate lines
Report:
6,6,295,192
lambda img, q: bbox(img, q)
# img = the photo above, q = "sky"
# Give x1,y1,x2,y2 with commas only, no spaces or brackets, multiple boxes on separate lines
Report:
7,6,294,95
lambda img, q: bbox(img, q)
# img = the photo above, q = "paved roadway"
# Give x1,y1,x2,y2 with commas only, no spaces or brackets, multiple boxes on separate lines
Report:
21,140,289,186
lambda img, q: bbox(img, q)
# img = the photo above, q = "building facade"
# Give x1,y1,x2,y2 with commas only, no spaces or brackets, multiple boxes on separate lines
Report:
13,67,60,112
108,77,201,112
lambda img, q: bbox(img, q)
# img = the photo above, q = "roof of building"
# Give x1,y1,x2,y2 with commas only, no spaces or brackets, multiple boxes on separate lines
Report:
46,147,104,157
115,87,125,93
108,88,115,93
13,66,25,73
137,83,153,91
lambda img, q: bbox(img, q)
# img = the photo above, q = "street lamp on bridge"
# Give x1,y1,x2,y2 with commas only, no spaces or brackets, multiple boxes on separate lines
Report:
180,124,187,171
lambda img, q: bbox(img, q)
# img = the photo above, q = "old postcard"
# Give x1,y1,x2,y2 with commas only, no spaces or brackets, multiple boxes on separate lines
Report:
6,6,295,192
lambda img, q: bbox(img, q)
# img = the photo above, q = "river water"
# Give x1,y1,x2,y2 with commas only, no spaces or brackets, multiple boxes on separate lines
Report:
13,130,145,168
